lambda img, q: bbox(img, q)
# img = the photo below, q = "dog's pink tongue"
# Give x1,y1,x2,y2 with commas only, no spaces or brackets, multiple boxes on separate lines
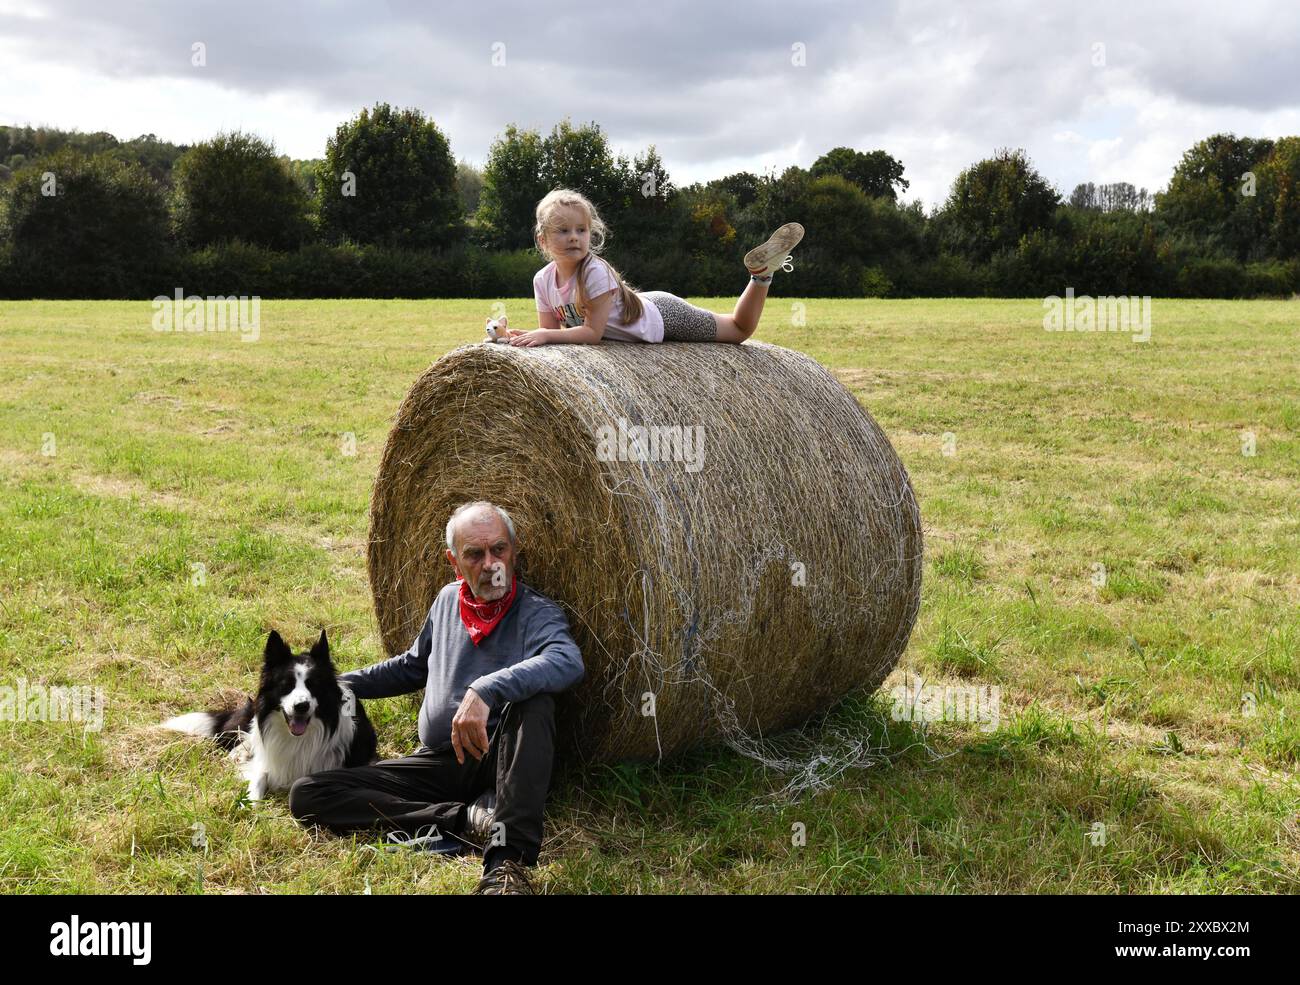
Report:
289,720,307,736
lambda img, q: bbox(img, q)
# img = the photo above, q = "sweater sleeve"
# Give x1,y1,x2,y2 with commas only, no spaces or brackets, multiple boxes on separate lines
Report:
469,598,585,707
338,608,433,699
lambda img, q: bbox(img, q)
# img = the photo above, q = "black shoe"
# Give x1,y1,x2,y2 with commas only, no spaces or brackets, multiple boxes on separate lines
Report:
472,859,534,895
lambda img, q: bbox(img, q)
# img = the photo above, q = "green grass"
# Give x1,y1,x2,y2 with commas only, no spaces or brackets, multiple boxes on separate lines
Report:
1,296,1298,894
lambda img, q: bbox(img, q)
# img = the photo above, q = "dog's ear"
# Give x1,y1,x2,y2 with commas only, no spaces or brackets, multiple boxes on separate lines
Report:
311,629,332,665
264,629,294,663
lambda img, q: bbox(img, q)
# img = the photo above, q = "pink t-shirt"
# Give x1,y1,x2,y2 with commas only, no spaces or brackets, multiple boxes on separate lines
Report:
533,257,665,343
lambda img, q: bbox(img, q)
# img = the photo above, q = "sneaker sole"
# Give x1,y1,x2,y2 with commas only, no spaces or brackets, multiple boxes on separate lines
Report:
382,842,462,855
744,222,805,274
362,839,463,855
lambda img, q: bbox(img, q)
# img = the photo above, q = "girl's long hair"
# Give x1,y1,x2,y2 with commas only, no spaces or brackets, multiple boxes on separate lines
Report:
534,188,645,323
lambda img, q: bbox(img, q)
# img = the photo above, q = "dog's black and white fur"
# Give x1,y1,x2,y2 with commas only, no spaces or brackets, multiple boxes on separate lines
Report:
162,629,377,801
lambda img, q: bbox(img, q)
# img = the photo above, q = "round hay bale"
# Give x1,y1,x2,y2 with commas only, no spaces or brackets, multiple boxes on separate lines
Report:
367,340,922,764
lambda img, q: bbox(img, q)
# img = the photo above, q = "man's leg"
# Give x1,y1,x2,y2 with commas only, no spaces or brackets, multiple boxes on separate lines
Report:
477,692,557,870
289,747,475,838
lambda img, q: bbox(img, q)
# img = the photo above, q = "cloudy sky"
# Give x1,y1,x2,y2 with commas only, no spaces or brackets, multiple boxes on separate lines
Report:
2,0,1298,208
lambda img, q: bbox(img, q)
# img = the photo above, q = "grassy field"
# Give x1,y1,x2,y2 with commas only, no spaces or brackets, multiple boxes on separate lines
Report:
1,296,1297,894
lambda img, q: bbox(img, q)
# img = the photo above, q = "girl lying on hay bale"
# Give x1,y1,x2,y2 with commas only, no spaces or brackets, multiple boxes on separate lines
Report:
486,187,804,347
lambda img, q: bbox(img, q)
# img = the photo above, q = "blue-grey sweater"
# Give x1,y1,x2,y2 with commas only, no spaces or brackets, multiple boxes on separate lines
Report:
339,579,584,753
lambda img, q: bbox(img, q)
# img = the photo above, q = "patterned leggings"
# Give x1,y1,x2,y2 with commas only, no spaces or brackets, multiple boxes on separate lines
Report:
643,291,719,342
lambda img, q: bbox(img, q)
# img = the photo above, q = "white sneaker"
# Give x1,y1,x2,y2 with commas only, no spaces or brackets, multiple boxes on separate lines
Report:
744,222,805,277
464,789,497,844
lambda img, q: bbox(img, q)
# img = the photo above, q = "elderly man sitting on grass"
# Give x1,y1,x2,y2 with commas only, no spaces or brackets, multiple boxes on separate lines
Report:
288,500,584,895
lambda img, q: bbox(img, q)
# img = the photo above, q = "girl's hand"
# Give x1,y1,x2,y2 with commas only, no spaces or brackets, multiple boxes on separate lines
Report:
509,329,552,347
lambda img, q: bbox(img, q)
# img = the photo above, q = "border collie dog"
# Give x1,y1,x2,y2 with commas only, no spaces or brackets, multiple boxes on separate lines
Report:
162,629,377,801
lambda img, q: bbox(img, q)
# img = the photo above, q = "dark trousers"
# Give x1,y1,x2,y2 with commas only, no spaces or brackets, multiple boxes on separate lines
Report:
288,692,556,867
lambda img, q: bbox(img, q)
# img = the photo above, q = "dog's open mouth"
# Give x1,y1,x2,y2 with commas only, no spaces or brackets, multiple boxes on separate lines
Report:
284,712,311,736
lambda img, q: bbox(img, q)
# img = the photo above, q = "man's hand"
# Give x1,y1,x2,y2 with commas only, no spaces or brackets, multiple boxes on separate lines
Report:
451,687,491,764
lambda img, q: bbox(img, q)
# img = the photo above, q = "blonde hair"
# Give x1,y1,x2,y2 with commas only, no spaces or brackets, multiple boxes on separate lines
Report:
534,188,644,323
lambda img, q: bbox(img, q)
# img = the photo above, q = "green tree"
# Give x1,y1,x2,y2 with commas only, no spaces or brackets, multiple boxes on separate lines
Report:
172,131,311,249
539,119,622,208
938,148,1060,260
286,158,320,198
613,145,674,204
1070,181,1152,212
608,145,676,248
708,172,761,208
474,125,547,249
112,133,189,187
456,158,484,217
476,119,626,249
810,147,909,200
0,127,190,189
1156,133,1275,257
1256,136,1300,259
679,187,737,254
316,104,463,249
751,165,814,235
0,148,168,294
802,174,878,259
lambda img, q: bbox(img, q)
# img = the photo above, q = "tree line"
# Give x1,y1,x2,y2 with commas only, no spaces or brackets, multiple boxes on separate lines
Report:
1,107,1297,300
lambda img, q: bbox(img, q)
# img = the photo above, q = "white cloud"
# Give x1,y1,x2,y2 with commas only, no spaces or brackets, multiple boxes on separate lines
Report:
1,0,1297,210
1087,137,1125,167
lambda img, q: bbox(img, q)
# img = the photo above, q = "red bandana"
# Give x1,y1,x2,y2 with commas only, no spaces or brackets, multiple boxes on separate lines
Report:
457,574,518,646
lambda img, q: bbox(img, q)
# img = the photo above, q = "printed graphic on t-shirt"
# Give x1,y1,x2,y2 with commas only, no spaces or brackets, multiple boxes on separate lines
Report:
556,301,583,327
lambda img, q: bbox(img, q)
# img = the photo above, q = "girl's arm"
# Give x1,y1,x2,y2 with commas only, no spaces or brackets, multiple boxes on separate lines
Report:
512,290,615,346
501,308,559,343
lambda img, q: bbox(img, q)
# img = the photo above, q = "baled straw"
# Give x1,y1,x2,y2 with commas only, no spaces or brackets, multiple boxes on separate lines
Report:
367,340,922,764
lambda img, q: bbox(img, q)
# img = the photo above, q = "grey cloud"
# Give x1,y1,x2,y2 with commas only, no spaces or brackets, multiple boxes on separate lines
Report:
4,0,1298,205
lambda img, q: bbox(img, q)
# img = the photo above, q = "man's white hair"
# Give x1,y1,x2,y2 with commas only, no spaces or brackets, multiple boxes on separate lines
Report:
445,501,517,558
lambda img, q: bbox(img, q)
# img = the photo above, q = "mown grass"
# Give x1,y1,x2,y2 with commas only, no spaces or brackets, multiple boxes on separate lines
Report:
1,296,1297,894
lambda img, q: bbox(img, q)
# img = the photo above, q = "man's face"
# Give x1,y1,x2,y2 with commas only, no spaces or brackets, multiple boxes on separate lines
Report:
446,510,516,602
